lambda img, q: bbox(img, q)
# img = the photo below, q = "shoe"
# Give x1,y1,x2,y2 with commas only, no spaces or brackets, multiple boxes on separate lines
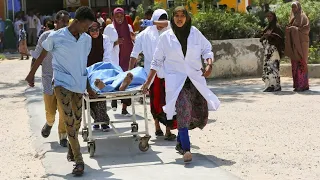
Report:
93,125,100,130
72,162,84,176
60,138,68,147
101,124,110,132
121,109,131,117
155,130,164,137
263,87,274,92
183,151,192,163
175,143,184,155
164,133,176,141
41,123,52,138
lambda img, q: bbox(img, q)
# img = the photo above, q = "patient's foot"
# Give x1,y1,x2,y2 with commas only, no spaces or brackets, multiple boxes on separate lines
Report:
94,79,105,90
119,73,133,91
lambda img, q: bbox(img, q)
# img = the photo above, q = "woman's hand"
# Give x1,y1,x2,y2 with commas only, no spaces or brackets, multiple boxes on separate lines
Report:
141,82,150,94
130,32,135,42
140,19,154,27
202,64,213,78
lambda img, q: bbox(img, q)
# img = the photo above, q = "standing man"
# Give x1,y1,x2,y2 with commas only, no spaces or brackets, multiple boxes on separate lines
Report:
129,9,176,140
25,6,96,176
27,10,40,46
29,10,70,147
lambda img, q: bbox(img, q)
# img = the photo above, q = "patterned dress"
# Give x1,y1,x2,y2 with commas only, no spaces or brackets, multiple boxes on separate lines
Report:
261,39,281,91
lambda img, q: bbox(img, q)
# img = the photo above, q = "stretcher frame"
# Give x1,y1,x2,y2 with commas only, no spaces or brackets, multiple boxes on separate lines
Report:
81,88,151,157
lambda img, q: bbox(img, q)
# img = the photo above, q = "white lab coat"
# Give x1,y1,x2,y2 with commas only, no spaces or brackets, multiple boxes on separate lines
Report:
102,34,113,62
103,23,133,66
151,26,220,119
130,24,170,78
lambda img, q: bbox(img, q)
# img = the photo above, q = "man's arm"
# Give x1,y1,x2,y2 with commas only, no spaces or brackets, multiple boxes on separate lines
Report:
25,49,48,86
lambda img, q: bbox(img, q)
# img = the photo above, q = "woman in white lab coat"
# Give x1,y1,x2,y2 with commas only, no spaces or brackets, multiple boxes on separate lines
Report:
142,6,220,163
129,9,176,140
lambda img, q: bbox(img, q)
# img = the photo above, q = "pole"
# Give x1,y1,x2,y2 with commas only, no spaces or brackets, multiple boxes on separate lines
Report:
236,0,239,12
88,0,91,8
12,0,15,21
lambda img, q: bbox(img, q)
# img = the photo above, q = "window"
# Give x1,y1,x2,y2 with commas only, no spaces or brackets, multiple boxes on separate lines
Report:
167,0,174,8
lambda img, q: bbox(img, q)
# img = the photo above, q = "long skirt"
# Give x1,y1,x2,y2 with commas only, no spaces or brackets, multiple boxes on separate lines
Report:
149,76,167,125
262,41,281,91
291,59,309,91
85,100,110,124
18,40,28,55
175,79,208,130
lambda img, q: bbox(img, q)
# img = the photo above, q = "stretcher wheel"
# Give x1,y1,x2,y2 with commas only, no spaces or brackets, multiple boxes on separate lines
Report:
82,128,89,142
88,142,96,157
131,123,138,132
139,141,149,152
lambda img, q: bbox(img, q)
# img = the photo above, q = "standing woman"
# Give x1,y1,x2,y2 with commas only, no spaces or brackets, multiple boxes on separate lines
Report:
285,1,310,92
87,21,113,131
260,11,284,92
103,8,134,115
4,19,17,52
142,6,220,162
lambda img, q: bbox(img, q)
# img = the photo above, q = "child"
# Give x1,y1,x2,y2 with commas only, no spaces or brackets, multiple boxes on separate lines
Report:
18,23,29,60
25,6,96,176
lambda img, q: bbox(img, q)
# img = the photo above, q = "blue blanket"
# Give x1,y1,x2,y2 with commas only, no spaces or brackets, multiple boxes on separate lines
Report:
87,62,147,93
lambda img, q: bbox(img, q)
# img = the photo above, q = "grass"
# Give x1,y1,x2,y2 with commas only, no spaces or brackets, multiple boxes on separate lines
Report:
0,54,5,60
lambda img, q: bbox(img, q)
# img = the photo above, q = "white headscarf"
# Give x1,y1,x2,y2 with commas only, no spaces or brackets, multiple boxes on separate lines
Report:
151,9,168,21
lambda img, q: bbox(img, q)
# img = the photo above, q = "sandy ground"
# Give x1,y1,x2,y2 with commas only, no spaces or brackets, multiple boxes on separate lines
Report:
0,59,47,180
191,78,320,180
1,58,320,180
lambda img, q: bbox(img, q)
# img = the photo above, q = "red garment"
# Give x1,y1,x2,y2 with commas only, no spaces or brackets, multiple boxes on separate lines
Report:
113,8,133,71
150,76,177,128
126,15,134,30
291,59,309,90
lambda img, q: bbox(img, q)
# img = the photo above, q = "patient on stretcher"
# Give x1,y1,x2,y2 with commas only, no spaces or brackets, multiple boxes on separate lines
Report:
87,62,147,94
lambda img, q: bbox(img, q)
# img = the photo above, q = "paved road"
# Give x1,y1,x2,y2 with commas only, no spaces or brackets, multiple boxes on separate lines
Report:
25,71,240,180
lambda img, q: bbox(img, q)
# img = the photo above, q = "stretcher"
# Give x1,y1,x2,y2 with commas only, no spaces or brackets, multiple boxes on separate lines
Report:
81,86,151,157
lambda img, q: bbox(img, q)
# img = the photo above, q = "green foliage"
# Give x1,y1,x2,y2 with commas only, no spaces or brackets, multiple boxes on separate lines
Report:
308,43,320,64
193,10,262,40
0,54,5,60
136,2,166,19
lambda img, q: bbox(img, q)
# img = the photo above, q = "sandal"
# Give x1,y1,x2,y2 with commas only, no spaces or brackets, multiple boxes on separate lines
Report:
175,143,184,155
164,133,176,141
72,162,84,176
41,123,52,138
155,130,164,137
183,151,192,163
67,143,75,162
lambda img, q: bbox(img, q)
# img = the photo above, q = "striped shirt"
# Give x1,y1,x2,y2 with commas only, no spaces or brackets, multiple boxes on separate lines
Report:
31,30,54,95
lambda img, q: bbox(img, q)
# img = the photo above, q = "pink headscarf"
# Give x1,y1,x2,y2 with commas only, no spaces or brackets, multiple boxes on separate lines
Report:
113,8,133,71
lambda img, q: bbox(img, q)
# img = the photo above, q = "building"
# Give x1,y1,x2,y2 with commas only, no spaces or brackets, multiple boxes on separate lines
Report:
1,0,139,21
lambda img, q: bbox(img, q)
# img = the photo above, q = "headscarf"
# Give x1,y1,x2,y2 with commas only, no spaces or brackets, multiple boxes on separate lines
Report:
170,6,191,57
87,21,104,67
289,1,304,27
151,9,168,21
113,8,133,71
132,16,141,32
263,11,285,58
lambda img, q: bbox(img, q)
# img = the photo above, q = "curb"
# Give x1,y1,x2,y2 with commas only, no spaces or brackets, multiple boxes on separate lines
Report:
280,64,320,78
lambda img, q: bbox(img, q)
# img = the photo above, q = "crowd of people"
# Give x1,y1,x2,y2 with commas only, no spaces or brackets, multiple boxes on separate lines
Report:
20,0,309,176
